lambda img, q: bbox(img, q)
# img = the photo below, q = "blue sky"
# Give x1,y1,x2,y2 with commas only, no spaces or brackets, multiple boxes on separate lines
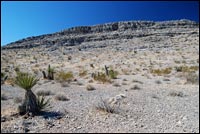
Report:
1,1,199,46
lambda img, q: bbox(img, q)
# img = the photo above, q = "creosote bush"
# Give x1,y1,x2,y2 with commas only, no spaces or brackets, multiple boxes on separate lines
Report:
151,67,172,76
175,65,198,73
79,70,87,77
93,72,111,83
56,71,74,82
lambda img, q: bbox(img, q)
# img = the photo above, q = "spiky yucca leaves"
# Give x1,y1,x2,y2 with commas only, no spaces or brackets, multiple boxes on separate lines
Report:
36,96,51,111
1,72,8,85
15,72,39,90
15,72,39,115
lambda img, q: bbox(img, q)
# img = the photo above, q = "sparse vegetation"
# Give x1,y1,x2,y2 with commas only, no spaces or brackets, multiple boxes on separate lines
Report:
175,65,198,73
151,67,172,76
132,79,143,84
1,72,8,85
130,85,141,90
60,82,69,87
56,71,74,82
86,85,96,91
169,91,184,97
79,70,87,77
185,72,199,84
55,94,69,101
155,80,162,84
95,99,118,114
36,90,53,96
108,69,118,79
92,72,111,83
113,82,121,87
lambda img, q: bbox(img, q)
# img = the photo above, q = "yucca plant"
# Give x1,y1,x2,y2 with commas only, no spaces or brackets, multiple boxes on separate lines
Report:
15,72,39,115
36,95,51,111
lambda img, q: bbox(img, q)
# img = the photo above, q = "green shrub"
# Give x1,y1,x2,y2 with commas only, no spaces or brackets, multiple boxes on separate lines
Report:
175,65,198,73
55,94,69,101
79,70,87,77
108,69,118,79
56,71,74,82
151,67,172,76
93,72,111,83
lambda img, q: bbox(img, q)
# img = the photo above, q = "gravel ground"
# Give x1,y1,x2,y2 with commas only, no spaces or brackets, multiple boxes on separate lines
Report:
1,77,199,133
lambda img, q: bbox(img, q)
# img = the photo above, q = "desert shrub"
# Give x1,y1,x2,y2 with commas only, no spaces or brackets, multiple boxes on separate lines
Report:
185,72,199,84
169,91,184,97
93,72,111,83
79,70,87,77
132,79,143,84
56,71,74,82
36,90,53,96
86,85,96,91
60,82,69,87
151,67,172,76
113,82,121,87
55,94,69,101
14,66,20,72
155,80,162,84
175,65,198,73
108,69,118,79
95,99,118,114
130,85,141,90
123,78,128,81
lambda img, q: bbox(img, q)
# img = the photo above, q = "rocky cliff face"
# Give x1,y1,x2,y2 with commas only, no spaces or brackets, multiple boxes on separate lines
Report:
2,19,199,50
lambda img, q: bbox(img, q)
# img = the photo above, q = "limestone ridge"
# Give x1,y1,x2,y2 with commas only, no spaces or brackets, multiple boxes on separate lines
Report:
2,19,199,49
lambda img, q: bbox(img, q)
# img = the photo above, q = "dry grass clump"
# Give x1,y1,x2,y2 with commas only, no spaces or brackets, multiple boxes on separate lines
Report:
113,82,121,87
175,65,198,73
150,67,172,76
95,99,118,114
79,70,87,77
132,79,143,84
36,90,53,96
185,72,199,84
169,91,184,97
56,71,74,82
55,94,69,101
130,85,141,90
60,82,69,87
155,80,162,84
86,85,96,91
121,68,131,75
93,72,111,83
121,82,127,85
